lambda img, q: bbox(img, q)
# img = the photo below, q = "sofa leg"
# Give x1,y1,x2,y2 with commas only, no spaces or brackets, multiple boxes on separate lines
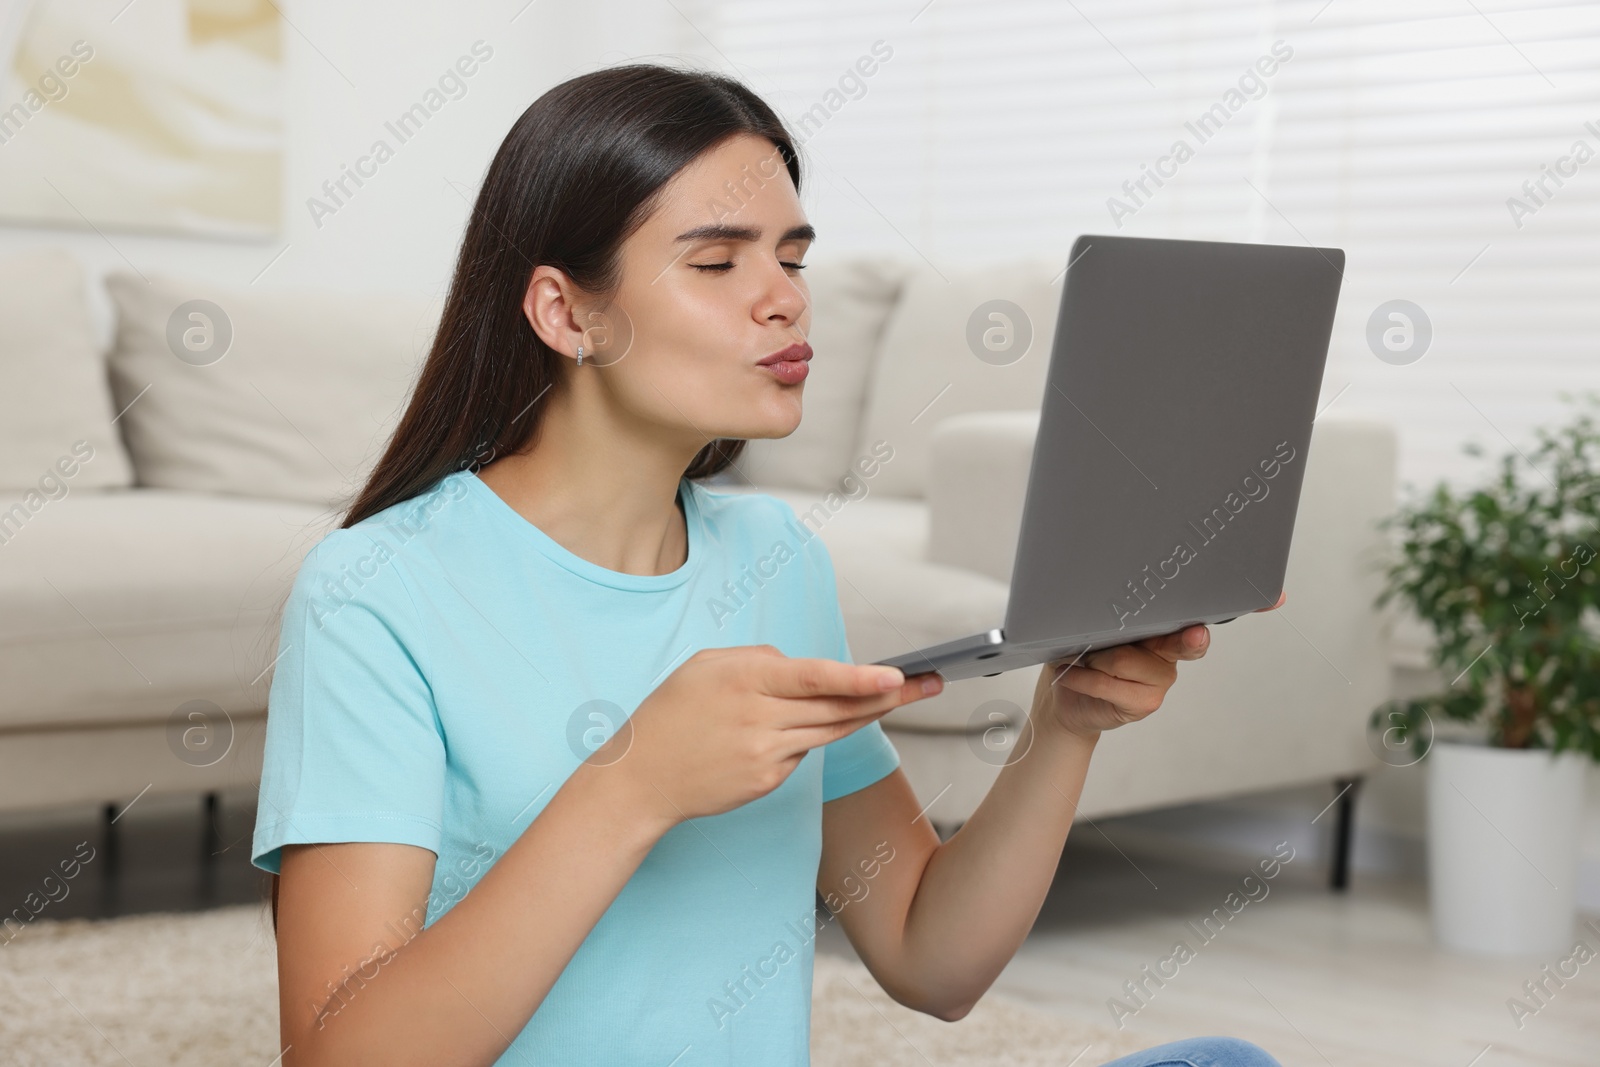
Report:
101,801,120,914
1328,777,1361,892
200,791,221,904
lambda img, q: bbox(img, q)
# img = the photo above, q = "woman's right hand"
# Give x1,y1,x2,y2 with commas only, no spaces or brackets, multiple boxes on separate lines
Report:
594,645,943,827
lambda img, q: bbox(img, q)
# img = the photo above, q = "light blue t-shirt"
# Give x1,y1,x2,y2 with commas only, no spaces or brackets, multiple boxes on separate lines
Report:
250,467,901,1064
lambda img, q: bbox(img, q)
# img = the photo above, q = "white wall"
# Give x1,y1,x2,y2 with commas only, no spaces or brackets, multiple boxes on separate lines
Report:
0,0,692,344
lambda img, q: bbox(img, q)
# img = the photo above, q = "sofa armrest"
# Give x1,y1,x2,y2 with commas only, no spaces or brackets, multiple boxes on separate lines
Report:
926,411,1040,583
926,409,1399,595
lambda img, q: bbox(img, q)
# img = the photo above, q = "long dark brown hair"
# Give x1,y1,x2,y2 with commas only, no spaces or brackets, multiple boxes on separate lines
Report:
265,62,802,934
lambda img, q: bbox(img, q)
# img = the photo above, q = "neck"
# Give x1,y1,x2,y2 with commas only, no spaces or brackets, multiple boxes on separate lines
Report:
476,377,706,577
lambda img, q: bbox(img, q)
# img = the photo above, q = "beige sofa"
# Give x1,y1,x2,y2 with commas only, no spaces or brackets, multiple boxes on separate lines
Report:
0,246,1398,853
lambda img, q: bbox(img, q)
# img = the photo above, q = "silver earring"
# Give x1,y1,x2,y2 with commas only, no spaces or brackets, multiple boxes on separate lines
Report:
576,344,584,367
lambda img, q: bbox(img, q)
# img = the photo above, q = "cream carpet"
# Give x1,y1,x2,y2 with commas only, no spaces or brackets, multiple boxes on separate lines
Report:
0,904,1148,1064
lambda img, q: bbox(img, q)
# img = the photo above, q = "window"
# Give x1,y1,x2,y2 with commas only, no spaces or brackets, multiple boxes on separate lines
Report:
672,0,1600,490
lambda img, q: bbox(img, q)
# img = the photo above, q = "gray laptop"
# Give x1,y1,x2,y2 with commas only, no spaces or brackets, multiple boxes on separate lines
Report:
872,233,1345,682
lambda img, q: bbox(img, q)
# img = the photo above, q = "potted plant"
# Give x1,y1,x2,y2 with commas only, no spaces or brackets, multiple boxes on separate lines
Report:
1373,392,1600,955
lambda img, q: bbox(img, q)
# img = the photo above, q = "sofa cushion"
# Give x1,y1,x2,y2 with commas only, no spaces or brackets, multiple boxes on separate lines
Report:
104,271,439,509
0,247,135,492
738,484,930,564
0,488,327,730
725,485,1010,653
857,259,1062,498
738,257,908,493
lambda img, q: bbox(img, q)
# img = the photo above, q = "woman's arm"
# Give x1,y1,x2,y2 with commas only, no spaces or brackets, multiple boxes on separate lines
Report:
275,646,936,1066
276,755,671,1067
818,625,1217,1020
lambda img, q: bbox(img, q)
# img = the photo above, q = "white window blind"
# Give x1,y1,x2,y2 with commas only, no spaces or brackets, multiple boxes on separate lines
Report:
671,0,1600,493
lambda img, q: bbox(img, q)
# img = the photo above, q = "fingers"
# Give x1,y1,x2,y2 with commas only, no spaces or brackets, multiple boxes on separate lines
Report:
1254,590,1287,612
1054,664,1166,718
760,659,943,732
694,650,943,737
780,669,943,750
791,670,943,727
757,655,909,701
780,704,900,754
1134,625,1210,664
1078,643,1181,686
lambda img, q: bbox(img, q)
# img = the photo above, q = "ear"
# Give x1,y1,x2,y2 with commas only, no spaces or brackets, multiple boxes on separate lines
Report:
521,264,587,361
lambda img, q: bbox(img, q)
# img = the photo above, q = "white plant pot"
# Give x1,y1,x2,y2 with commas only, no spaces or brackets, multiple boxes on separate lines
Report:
1427,741,1587,956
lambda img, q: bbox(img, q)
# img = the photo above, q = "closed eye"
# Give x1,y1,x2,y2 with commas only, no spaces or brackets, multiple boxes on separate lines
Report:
690,262,807,272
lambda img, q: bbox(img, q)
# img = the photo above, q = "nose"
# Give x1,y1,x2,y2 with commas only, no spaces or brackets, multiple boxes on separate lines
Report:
755,259,808,330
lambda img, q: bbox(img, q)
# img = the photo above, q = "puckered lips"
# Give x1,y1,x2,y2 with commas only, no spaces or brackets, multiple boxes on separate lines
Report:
756,342,812,384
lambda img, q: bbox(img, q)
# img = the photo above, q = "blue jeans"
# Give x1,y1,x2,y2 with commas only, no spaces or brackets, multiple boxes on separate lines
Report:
1098,1036,1282,1066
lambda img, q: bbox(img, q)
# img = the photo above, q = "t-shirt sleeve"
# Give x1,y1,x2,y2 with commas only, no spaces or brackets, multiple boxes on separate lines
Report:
250,528,447,875
800,513,901,804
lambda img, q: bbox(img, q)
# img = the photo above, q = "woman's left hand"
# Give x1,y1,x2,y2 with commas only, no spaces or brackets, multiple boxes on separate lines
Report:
1035,591,1286,739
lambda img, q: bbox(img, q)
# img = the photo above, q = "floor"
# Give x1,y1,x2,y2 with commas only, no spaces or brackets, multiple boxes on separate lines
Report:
0,791,266,924
2,791,1595,1067
817,831,1599,1067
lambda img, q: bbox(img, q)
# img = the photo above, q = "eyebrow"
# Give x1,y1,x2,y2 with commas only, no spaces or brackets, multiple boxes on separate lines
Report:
673,222,816,244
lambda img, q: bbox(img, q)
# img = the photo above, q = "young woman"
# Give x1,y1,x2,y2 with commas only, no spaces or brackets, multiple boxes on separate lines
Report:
251,63,1284,1067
